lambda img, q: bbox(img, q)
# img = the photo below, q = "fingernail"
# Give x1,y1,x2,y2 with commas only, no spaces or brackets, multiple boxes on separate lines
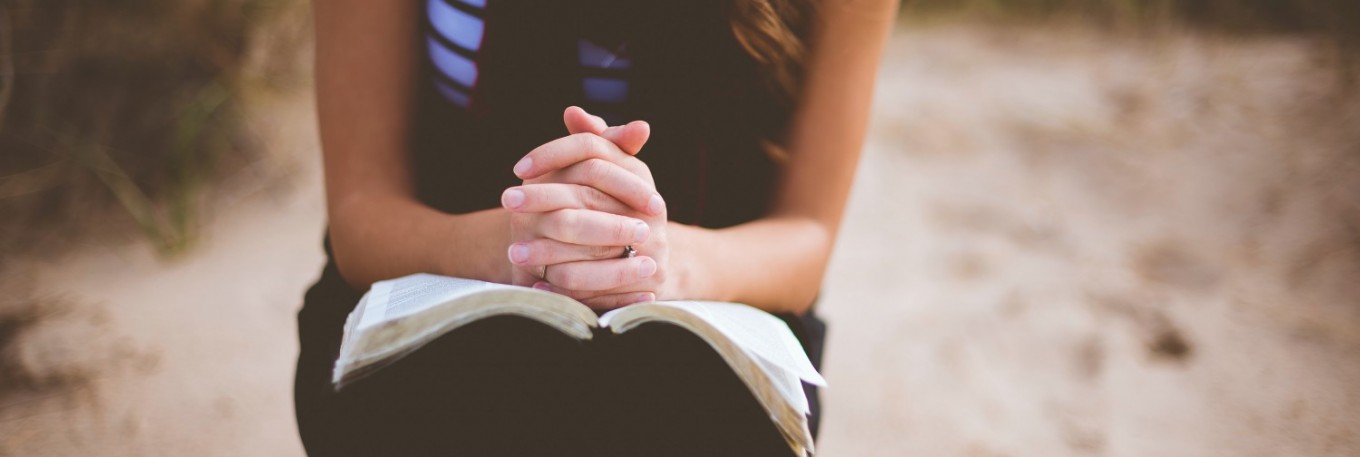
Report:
647,194,665,216
638,292,656,303
513,157,533,177
508,243,530,264
633,221,649,244
532,281,552,291
637,257,657,278
502,189,525,209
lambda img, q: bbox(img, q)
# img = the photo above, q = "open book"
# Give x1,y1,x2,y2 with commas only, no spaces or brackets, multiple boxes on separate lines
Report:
333,273,826,456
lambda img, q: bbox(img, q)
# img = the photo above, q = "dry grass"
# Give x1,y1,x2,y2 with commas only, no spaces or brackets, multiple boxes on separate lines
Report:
0,12,1357,457
1,0,1354,259
0,0,309,257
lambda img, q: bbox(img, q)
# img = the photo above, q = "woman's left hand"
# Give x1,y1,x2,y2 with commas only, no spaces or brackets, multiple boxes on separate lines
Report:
506,107,676,308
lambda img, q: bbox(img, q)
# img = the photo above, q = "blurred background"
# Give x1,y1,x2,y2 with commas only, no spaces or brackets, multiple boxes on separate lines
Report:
2,1,1358,455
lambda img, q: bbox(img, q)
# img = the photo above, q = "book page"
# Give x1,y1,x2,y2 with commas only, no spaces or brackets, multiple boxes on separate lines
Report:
754,351,811,415
356,273,513,330
334,274,597,388
602,301,827,387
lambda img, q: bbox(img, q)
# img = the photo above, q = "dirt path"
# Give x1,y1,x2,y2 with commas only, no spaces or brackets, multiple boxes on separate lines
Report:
818,24,1360,456
2,24,1358,456
0,92,324,456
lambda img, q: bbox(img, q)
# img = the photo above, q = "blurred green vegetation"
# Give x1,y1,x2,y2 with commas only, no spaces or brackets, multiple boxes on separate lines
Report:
0,0,308,257
1,0,1356,258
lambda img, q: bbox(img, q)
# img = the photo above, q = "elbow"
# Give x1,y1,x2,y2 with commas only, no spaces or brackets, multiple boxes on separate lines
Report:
781,217,837,314
327,225,380,291
784,286,822,315
788,267,827,315
324,194,387,291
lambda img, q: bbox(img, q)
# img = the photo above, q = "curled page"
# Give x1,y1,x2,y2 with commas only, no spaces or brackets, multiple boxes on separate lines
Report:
603,301,827,387
358,273,507,330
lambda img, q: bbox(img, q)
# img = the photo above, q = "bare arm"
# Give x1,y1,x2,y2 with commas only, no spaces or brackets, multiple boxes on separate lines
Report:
671,0,900,313
314,0,509,288
316,0,897,311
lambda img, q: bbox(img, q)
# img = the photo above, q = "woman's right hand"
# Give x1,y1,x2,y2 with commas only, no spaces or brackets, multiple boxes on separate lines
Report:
503,109,665,308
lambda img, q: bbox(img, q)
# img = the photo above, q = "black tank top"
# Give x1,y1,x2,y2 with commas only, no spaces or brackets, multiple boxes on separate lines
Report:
403,0,825,371
408,0,791,228
298,3,826,439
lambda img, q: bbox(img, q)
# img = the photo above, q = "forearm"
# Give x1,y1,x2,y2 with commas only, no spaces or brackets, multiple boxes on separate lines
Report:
670,0,899,313
670,217,833,314
328,194,511,289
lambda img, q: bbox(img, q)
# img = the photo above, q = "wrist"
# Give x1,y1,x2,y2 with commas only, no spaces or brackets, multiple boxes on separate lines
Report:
425,212,464,278
666,222,727,302
430,209,515,284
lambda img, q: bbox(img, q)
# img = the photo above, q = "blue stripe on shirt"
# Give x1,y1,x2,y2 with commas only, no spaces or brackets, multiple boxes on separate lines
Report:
427,35,479,89
428,0,484,52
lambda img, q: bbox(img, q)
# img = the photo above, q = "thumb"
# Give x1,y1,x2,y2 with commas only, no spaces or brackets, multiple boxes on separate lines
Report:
602,121,650,156
563,106,607,135
562,106,650,156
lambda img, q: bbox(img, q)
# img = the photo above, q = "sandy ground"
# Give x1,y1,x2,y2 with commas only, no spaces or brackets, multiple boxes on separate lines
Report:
2,23,1359,456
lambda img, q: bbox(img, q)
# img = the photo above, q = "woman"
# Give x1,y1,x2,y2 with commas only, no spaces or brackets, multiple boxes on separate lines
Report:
295,0,897,455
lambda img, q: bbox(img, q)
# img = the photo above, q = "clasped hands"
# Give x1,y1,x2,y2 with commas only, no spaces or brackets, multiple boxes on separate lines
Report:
503,107,672,309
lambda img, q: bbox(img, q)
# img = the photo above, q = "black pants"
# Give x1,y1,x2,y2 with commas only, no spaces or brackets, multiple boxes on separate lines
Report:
294,261,824,457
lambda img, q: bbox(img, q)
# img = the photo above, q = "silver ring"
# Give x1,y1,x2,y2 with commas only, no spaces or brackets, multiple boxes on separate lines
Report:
537,264,548,279
621,245,636,259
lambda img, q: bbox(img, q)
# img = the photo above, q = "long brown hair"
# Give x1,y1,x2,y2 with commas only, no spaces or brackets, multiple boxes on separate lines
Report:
726,0,816,105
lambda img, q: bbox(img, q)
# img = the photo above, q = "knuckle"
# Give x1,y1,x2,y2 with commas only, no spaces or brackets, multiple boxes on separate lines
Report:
576,213,598,241
587,244,614,260
586,134,610,156
535,185,559,204
549,267,570,287
613,218,633,243
572,133,600,155
623,156,651,177
583,159,610,183
539,185,566,208
555,268,583,290
551,211,577,238
628,180,653,203
579,186,607,210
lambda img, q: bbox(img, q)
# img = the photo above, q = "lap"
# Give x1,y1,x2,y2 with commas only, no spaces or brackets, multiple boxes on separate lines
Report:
294,263,805,457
